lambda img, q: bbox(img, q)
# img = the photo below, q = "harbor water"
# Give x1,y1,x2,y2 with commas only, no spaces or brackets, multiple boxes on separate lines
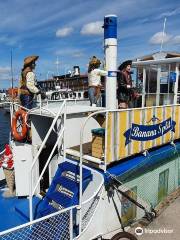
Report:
0,109,10,152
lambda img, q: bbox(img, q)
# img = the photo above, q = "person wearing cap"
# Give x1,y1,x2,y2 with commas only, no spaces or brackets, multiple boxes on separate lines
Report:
117,60,138,109
19,55,44,109
88,56,107,107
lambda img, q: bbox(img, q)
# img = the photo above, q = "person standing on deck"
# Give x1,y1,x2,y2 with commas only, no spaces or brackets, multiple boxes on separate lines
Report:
19,55,45,109
117,60,138,109
88,56,107,107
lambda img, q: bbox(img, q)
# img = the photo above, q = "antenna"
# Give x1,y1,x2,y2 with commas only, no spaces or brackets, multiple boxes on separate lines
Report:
55,56,60,76
10,50,14,102
160,17,167,52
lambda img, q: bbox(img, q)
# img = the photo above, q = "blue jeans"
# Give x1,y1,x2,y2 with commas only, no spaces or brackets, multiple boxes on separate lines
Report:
20,94,34,109
88,87,101,107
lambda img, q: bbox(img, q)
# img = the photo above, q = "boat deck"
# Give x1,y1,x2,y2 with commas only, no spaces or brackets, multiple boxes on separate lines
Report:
0,187,28,232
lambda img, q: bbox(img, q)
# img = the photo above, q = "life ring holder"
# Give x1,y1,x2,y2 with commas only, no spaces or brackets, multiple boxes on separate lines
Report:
12,108,28,141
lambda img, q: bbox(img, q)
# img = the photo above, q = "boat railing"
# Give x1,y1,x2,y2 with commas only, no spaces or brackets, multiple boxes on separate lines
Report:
0,181,104,239
78,103,180,231
78,177,104,236
80,104,180,168
29,100,67,222
0,205,77,240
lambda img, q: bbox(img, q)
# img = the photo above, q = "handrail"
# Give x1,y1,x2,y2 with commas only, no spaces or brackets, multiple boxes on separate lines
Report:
78,104,180,233
79,109,108,233
31,127,64,196
0,204,78,237
29,100,66,222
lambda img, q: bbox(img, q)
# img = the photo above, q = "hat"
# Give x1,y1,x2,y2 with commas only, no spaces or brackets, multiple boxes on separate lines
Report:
24,55,39,66
118,60,132,71
89,56,101,66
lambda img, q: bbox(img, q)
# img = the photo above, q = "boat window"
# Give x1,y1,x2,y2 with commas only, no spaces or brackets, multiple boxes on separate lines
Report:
145,65,157,107
159,64,175,105
130,67,143,108
121,186,137,226
158,169,169,203
178,162,180,186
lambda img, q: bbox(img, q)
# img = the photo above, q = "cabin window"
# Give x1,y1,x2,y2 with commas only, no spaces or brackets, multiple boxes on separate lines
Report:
159,64,175,105
158,169,169,203
121,186,137,226
145,65,157,106
178,162,180,186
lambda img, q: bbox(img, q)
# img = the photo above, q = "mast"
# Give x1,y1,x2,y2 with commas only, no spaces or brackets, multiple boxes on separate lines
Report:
160,17,167,52
104,15,117,109
10,50,14,102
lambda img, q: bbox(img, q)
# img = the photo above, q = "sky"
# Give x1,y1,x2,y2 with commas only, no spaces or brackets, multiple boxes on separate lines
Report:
0,0,179,89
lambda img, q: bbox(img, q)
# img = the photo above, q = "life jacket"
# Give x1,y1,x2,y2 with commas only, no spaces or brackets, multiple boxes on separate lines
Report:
19,67,32,95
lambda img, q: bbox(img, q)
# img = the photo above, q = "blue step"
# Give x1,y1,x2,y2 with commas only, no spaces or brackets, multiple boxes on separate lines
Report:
58,161,92,181
46,191,76,208
15,196,42,221
37,205,58,218
54,176,79,193
15,161,93,219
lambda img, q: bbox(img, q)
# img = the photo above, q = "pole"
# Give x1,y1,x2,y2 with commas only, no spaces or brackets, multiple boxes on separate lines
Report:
160,17,167,52
104,15,117,109
10,50,14,102
56,56,60,76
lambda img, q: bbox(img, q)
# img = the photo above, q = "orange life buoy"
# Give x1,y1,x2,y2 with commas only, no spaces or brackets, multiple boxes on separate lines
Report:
12,109,28,141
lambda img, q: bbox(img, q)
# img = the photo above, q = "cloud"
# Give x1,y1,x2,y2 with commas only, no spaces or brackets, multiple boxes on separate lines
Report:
56,27,73,37
72,51,84,58
172,35,180,44
0,35,18,46
149,32,172,44
157,8,180,19
81,21,103,35
0,66,11,81
0,67,11,74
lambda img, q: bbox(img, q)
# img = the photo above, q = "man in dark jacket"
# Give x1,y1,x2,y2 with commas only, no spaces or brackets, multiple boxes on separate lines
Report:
117,60,137,108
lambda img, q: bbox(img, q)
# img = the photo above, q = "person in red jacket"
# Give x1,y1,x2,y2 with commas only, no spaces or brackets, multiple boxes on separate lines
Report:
0,144,15,197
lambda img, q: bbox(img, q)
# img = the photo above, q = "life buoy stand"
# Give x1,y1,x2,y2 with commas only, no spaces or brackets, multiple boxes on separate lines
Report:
12,109,28,141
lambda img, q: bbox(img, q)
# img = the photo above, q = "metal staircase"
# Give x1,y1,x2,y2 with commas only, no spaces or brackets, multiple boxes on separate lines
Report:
15,161,92,220
38,161,92,216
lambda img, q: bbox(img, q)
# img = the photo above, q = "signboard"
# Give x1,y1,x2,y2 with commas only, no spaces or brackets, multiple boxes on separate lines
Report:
124,117,176,146
160,71,168,84
169,72,176,83
106,106,180,163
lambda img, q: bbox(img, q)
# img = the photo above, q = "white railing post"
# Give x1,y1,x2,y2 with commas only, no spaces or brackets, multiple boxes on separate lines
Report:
70,208,73,240
104,111,108,172
79,123,83,234
29,169,33,222
63,100,67,161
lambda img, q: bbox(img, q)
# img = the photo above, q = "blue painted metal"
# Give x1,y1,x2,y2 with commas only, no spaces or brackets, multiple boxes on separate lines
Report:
0,189,27,232
104,15,117,39
14,161,92,221
106,142,180,181
33,161,92,218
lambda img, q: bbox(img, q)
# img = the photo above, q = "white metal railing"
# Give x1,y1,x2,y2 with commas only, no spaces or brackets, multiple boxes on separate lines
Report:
29,100,67,222
78,103,180,233
0,205,77,240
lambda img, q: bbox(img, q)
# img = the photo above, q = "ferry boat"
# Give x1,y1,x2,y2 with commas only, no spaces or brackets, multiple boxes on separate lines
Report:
0,15,180,240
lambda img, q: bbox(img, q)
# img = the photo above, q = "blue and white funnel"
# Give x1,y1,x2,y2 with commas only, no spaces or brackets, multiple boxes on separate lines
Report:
104,15,117,109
